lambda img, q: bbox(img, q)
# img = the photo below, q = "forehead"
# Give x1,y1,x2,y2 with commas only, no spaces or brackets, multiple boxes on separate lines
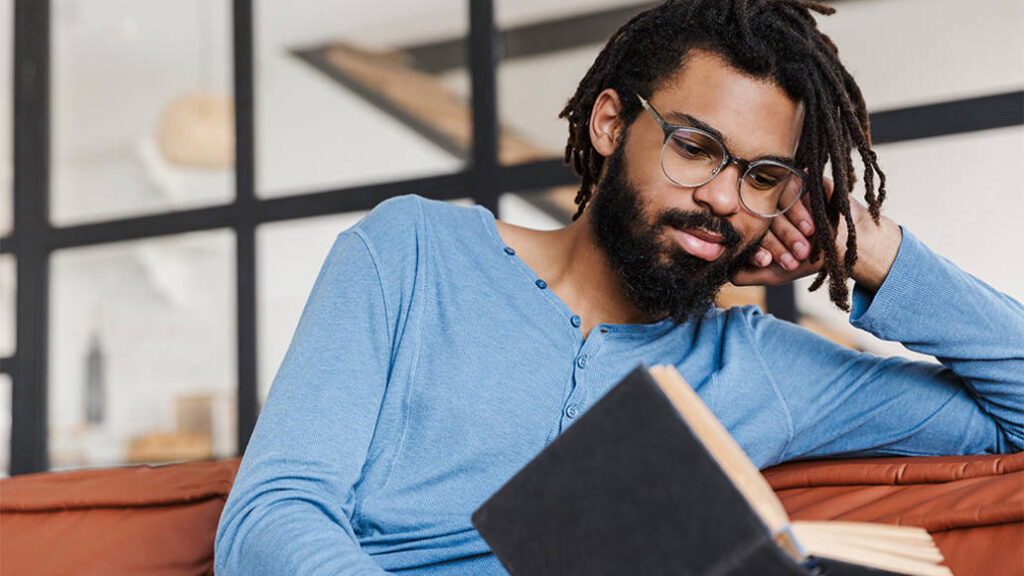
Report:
649,50,804,159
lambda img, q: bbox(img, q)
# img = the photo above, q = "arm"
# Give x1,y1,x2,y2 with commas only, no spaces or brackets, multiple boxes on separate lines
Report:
745,226,1024,462
215,230,392,575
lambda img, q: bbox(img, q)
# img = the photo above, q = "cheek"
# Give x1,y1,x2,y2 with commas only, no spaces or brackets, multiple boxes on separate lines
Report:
622,130,671,191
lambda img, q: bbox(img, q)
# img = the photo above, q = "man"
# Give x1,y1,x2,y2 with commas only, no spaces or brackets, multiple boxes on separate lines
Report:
215,1,1024,574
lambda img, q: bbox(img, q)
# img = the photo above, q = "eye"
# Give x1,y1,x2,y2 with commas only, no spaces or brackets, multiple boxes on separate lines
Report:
746,166,790,190
669,135,711,160
748,172,781,190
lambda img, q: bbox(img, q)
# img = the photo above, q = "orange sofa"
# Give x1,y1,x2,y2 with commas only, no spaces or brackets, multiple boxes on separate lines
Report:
2,453,1022,575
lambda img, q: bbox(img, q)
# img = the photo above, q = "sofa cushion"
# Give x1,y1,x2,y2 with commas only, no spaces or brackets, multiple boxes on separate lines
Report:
0,458,241,576
765,452,1024,576
1,453,1020,575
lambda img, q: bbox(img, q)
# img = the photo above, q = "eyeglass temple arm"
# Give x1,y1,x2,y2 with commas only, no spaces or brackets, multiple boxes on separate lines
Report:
636,93,670,133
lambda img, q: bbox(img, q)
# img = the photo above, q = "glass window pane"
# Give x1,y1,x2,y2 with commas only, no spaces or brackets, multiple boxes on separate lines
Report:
256,0,467,198
495,0,1024,164
0,255,12,358
51,1,235,226
257,198,474,401
495,2,647,165
257,212,367,401
0,373,9,478
49,230,235,470
816,0,1024,111
0,0,12,236
499,190,568,231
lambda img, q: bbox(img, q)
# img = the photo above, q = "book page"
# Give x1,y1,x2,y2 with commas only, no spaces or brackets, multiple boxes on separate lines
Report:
791,521,944,562
791,523,952,576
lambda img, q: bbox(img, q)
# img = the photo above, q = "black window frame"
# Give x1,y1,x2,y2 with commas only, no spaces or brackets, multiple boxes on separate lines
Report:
3,0,1021,475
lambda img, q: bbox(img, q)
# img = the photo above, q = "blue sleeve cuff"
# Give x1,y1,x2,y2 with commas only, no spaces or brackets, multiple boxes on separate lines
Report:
849,225,925,336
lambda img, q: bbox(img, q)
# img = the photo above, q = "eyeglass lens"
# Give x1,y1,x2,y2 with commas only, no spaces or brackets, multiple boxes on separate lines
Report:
663,129,804,217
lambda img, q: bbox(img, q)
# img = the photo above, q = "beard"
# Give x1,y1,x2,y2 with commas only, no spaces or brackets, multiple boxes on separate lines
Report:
589,144,763,323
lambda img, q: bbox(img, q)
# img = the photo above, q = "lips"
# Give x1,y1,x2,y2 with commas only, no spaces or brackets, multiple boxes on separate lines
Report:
668,226,727,261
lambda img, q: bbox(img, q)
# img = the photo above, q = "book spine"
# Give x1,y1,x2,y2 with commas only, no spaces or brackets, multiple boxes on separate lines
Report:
697,533,810,576
806,557,913,576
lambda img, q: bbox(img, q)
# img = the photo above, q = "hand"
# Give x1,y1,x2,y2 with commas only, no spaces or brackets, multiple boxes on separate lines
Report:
731,177,902,293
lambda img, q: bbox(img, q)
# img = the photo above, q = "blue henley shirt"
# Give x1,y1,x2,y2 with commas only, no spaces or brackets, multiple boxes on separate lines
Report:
216,194,1024,575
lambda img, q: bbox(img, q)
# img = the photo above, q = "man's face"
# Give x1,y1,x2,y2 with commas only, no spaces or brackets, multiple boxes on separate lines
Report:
589,50,805,322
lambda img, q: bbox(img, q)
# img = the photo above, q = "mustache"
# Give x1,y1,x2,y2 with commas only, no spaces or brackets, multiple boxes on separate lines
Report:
655,210,743,249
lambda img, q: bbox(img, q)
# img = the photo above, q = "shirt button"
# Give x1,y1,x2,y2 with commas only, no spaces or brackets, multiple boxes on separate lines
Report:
535,279,547,289
565,405,579,418
503,246,516,255
570,315,582,328
576,355,588,369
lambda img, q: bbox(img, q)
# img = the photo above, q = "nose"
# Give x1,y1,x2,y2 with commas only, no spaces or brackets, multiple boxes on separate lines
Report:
691,163,742,217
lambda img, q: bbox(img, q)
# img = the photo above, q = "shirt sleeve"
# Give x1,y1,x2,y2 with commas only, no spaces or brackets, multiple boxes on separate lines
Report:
745,228,1024,463
215,229,393,575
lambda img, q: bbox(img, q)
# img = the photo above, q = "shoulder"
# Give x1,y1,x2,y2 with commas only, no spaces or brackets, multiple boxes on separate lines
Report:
694,303,826,354
353,194,424,240
354,194,490,244
705,302,808,341
343,193,495,289
708,302,864,371
696,302,766,334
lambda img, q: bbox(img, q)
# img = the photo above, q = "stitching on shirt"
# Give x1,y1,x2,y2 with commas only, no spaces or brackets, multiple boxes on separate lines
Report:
382,198,428,491
333,227,394,533
352,228,393,356
740,308,796,459
355,197,428,518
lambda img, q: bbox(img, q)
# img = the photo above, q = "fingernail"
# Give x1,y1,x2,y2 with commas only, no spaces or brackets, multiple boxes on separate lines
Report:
793,241,808,259
757,250,771,266
799,221,813,235
780,253,797,270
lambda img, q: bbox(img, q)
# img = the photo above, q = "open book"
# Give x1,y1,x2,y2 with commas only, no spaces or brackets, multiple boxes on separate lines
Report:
472,365,952,576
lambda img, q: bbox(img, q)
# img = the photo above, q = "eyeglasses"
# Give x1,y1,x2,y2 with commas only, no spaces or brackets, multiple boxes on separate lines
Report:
636,94,805,218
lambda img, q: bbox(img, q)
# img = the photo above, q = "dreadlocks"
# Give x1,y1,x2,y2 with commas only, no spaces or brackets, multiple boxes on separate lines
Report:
559,0,886,311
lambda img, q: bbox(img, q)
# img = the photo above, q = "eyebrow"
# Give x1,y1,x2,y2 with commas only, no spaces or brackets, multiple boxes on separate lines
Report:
665,110,797,166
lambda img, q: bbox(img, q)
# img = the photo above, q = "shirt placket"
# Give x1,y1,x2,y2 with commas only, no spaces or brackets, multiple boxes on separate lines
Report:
558,326,606,433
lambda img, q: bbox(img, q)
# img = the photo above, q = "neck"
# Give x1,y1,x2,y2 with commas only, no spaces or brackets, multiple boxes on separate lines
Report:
501,210,659,336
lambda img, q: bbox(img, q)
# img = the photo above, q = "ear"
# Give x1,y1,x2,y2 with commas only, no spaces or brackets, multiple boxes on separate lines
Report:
588,88,625,158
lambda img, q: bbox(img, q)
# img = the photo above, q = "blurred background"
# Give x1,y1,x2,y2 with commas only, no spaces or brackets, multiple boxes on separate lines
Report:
0,0,1021,476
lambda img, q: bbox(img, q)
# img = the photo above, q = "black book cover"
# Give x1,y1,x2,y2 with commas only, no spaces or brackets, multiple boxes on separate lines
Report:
472,365,908,576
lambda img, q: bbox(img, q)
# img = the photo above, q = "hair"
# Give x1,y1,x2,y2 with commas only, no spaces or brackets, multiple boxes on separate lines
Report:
559,0,886,311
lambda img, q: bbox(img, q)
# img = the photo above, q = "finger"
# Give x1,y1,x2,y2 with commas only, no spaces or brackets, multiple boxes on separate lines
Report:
759,230,799,271
771,214,811,261
747,246,773,268
732,254,821,287
786,195,815,236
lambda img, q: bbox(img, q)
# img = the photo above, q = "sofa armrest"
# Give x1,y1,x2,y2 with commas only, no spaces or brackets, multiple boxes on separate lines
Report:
764,452,1024,576
2,454,1020,576
0,458,241,576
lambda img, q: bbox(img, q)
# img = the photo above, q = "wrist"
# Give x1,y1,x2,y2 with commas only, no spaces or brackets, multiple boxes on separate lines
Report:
851,216,902,293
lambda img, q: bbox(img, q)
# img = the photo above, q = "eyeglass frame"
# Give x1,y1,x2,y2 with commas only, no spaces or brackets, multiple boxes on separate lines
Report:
635,93,806,218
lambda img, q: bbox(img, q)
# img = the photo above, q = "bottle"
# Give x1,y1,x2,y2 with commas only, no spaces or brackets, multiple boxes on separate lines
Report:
84,331,105,426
